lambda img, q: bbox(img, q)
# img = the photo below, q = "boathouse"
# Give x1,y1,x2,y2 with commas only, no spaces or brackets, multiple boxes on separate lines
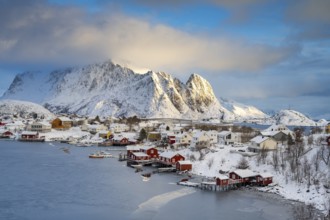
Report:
229,169,256,184
216,175,229,186
130,152,150,161
140,146,159,159
176,160,192,171
20,131,39,139
158,152,185,165
126,145,141,158
255,173,273,186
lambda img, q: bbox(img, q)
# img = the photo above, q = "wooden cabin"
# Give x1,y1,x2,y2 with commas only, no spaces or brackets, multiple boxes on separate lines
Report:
158,152,185,165
112,137,129,146
130,152,150,161
19,131,45,142
140,146,159,159
176,160,192,171
0,130,14,138
255,173,273,186
147,132,161,142
216,175,229,186
126,145,141,158
229,169,256,184
51,117,73,130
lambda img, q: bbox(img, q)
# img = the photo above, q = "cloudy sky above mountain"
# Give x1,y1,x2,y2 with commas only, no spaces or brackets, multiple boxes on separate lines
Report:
0,0,329,118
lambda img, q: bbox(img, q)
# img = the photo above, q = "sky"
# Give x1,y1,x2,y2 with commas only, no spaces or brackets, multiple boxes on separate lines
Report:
0,0,329,119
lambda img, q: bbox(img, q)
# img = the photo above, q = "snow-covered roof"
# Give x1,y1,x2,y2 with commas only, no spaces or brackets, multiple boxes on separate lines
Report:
260,131,281,137
250,136,271,144
132,152,148,157
177,160,192,165
218,131,231,137
126,145,141,151
21,131,38,135
217,174,229,180
258,173,273,178
140,146,156,150
33,121,51,127
58,117,72,122
231,169,256,178
159,151,181,159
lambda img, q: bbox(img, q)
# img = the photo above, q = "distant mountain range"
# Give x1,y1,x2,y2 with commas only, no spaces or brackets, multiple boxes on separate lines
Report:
0,60,327,126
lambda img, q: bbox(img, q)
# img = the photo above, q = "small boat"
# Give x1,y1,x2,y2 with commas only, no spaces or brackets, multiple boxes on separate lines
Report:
141,173,152,178
89,153,104,159
131,164,143,168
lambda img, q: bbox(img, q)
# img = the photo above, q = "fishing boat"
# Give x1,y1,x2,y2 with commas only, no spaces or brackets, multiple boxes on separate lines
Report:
88,153,104,159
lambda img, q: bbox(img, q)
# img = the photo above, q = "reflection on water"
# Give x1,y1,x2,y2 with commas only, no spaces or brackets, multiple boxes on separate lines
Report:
0,141,295,220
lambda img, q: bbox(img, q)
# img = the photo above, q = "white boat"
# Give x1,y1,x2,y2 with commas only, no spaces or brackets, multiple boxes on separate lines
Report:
100,151,113,158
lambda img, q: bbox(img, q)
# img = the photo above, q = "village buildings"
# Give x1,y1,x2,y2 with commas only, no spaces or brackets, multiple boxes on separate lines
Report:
51,117,73,130
27,121,51,133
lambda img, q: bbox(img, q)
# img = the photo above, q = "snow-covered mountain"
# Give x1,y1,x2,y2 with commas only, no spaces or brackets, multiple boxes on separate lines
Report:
0,99,54,119
1,60,268,119
219,98,268,120
272,109,318,126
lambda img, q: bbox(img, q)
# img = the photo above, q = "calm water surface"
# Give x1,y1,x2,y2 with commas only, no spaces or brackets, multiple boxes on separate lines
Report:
0,141,295,220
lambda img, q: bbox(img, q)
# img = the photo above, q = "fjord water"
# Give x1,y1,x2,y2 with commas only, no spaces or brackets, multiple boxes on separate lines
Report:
0,141,294,220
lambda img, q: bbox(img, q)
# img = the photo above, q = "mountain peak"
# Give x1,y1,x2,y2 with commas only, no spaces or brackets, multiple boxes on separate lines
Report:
1,60,267,120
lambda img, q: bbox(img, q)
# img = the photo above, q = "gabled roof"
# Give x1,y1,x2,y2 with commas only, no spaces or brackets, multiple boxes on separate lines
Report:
21,131,38,135
57,116,72,122
126,145,141,151
231,169,256,178
250,136,272,144
140,146,156,151
132,152,149,157
159,151,182,159
218,131,231,137
258,173,273,178
217,174,229,180
177,160,192,165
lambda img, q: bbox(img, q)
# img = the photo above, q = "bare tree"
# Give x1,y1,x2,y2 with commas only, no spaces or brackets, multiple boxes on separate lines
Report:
207,157,214,169
272,149,279,171
236,157,249,169
319,145,330,166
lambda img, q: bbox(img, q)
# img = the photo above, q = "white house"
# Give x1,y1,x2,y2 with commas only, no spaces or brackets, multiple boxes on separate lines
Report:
27,121,51,133
4,121,26,131
191,130,211,147
175,132,193,146
218,131,241,145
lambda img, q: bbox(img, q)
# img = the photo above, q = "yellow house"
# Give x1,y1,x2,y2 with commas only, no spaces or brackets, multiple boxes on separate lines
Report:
51,117,73,130
326,123,330,134
250,136,277,151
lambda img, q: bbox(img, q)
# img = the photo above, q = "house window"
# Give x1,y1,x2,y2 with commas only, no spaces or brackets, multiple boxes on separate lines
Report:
150,150,154,154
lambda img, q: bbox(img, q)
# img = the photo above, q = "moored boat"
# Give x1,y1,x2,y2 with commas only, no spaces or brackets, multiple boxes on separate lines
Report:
89,153,104,159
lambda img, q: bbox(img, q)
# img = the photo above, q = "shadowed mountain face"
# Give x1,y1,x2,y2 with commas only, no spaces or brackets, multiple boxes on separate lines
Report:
1,60,267,119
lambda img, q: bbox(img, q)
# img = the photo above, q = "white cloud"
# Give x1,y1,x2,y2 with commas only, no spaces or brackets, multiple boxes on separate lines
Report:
0,1,295,74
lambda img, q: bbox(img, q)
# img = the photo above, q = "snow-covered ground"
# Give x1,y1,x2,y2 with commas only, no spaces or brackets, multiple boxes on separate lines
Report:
175,142,330,215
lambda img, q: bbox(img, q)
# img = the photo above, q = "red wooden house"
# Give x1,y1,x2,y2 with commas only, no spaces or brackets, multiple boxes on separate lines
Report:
130,152,150,161
0,130,14,138
140,146,159,159
168,135,176,144
255,173,273,186
229,169,256,184
113,137,129,146
216,175,229,186
126,145,141,158
20,131,39,139
159,152,185,165
176,160,192,171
